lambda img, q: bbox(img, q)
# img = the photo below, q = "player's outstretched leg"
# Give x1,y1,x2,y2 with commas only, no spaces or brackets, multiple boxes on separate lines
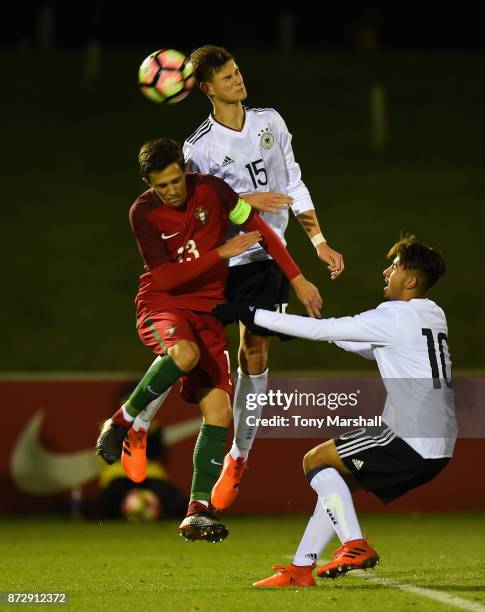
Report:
304,445,379,579
316,539,379,578
210,366,267,510
253,563,316,588
122,388,172,482
96,354,186,465
180,390,231,541
178,501,229,543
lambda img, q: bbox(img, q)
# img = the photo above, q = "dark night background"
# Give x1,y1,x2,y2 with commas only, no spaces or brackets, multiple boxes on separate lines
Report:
3,3,485,50
1,2,484,373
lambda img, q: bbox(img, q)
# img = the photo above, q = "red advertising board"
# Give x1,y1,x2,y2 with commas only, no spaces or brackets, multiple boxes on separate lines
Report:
1,378,482,514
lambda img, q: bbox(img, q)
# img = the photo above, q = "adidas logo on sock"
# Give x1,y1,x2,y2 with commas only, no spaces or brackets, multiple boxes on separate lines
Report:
222,156,234,167
326,509,337,526
352,458,364,470
305,553,317,561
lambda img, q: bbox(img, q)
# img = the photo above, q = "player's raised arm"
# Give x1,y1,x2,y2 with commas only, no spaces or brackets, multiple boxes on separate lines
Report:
269,109,344,280
296,210,344,280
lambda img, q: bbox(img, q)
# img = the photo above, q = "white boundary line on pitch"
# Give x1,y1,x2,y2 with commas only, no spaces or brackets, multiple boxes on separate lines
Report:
283,556,485,611
351,569,485,612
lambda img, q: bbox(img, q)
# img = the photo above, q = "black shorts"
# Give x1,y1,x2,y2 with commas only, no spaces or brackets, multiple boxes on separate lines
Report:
225,260,290,336
334,425,450,504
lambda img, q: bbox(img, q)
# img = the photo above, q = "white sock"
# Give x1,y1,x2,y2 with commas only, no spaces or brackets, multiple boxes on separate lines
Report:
309,467,363,544
121,405,134,423
293,498,336,566
132,387,172,432
230,368,268,460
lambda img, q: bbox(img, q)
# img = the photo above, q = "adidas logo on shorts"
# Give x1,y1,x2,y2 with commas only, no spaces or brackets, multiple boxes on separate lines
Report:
352,458,364,470
222,156,234,167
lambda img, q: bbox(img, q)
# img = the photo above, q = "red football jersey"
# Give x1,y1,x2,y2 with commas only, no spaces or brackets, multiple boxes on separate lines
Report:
130,174,237,323
130,173,301,327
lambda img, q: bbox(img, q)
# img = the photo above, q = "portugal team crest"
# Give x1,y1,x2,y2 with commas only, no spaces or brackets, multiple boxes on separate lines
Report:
166,325,177,337
259,129,275,150
195,206,209,225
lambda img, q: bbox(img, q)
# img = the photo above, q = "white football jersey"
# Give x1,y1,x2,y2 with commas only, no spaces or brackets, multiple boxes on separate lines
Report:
183,107,314,267
255,298,457,458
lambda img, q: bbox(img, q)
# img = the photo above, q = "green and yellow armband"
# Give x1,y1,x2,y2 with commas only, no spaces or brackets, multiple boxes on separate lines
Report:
229,197,252,225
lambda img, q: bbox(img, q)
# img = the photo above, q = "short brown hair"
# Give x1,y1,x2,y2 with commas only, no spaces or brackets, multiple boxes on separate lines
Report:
387,234,446,293
189,45,234,84
138,137,185,180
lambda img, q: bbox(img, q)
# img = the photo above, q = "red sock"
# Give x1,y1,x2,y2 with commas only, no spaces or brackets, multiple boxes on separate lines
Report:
112,407,133,429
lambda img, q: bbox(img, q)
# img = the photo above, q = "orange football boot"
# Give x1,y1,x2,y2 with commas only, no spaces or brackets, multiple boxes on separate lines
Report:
210,453,248,511
253,563,316,588
121,427,147,483
317,538,379,579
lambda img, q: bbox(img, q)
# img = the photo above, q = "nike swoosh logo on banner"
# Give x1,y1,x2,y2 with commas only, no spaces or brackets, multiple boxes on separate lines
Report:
161,232,179,239
10,411,202,494
10,411,100,495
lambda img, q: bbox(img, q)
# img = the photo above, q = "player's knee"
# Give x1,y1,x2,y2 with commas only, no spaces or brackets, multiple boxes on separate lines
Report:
239,343,269,375
217,402,232,427
204,400,232,427
168,340,200,372
303,446,328,472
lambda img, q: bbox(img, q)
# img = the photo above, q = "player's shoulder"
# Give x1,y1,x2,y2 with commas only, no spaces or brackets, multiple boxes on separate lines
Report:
130,188,156,215
377,300,410,311
191,172,225,188
190,173,236,209
377,299,446,324
245,105,278,116
185,117,214,147
190,172,231,198
245,106,283,122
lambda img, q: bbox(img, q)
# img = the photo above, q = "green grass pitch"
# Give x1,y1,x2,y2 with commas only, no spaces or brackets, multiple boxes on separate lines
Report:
1,514,484,611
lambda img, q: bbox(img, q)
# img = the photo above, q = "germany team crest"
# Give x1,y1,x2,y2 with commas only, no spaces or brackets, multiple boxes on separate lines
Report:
259,129,275,150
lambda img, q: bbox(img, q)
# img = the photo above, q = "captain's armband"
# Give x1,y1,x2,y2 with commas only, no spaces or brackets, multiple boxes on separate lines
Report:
229,198,252,225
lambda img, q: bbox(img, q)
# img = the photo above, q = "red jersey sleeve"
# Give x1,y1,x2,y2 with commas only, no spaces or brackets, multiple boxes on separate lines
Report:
130,198,223,292
242,211,301,280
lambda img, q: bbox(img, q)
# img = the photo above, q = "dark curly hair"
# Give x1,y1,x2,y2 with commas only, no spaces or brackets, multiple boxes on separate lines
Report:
138,137,185,180
387,234,446,293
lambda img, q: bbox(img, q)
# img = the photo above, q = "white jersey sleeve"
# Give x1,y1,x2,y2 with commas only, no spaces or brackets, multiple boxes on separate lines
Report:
254,305,399,345
331,341,376,360
183,140,211,174
268,110,315,216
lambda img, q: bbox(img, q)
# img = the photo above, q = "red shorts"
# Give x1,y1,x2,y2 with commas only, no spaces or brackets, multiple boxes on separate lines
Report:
138,309,232,404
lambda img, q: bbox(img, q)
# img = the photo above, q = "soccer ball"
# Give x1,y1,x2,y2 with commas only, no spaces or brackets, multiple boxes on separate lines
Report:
138,49,195,104
121,488,161,522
